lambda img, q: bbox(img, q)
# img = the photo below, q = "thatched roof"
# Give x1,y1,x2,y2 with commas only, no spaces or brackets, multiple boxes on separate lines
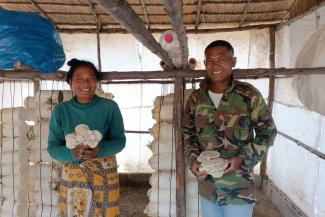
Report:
0,0,323,33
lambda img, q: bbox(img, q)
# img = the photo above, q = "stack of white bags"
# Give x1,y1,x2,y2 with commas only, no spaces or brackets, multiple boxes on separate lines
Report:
145,91,202,217
0,107,31,217
1,88,113,217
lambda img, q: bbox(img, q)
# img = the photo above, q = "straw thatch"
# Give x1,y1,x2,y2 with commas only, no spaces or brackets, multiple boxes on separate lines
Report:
0,0,324,33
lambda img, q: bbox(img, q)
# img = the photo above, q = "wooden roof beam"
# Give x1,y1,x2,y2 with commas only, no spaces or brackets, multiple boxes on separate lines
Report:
57,24,277,34
279,0,301,26
92,0,174,69
85,0,101,28
85,0,102,71
163,0,189,69
139,0,150,29
2,67,325,81
239,0,252,27
27,0,52,22
277,0,325,29
195,0,202,30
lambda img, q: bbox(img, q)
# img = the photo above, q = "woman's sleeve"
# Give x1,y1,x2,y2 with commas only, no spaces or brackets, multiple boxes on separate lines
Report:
97,102,126,157
47,106,79,162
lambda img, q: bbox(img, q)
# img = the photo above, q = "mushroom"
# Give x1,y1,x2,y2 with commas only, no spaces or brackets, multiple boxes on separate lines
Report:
66,124,103,149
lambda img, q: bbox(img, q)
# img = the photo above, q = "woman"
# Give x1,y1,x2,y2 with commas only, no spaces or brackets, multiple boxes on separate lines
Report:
48,58,126,217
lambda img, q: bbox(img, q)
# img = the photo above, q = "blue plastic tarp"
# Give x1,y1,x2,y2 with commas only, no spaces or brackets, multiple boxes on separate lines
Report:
0,9,65,72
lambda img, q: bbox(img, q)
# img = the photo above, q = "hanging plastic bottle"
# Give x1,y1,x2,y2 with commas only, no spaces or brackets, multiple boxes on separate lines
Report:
159,30,182,68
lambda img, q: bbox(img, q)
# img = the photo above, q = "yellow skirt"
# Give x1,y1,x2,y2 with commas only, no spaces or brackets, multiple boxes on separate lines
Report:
59,156,120,217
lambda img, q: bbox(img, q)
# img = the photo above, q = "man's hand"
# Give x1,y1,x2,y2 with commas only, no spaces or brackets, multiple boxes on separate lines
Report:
71,144,100,160
191,160,208,181
223,156,244,176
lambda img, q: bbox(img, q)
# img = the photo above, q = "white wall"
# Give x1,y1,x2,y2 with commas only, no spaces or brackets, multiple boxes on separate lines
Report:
0,30,271,173
269,5,325,217
57,30,270,173
60,29,270,71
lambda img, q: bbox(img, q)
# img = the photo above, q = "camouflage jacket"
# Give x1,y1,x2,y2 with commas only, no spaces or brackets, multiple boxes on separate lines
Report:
182,78,277,205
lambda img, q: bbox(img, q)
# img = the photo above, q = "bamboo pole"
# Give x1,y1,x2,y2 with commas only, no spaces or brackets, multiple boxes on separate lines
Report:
260,26,276,180
277,1,325,30
195,0,202,30
57,24,277,34
1,67,325,81
278,131,325,160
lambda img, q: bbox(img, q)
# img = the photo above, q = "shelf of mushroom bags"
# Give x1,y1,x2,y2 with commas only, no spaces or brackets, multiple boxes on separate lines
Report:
0,86,114,217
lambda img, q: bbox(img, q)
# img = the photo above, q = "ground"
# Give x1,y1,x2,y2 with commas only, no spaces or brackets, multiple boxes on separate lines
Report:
119,186,282,217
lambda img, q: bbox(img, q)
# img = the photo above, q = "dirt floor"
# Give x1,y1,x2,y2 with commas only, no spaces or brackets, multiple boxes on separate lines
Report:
119,186,282,217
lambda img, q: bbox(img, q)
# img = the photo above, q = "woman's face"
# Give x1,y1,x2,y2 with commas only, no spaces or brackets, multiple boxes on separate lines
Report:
70,66,97,103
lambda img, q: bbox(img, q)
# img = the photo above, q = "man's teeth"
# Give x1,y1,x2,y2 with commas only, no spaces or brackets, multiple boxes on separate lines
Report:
81,89,90,91
212,71,222,75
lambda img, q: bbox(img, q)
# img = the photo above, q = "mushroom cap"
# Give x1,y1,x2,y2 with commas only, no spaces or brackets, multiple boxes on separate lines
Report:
201,158,228,167
84,140,98,148
75,124,89,135
200,151,220,159
210,171,224,178
92,130,102,142
65,133,79,149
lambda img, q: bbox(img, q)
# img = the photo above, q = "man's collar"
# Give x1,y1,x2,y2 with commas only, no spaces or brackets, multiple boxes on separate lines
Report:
199,75,235,96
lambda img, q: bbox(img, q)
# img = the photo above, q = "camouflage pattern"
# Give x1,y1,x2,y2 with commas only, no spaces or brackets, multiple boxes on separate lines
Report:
182,77,277,205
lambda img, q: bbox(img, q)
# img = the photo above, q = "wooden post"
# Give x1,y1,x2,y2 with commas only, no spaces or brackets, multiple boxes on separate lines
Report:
173,77,186,217
2,67,325,81
34,79,40,95
96,28,102,72
260,26,276,180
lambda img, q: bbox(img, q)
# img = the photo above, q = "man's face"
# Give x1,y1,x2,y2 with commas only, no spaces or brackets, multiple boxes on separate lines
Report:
204,46,236,84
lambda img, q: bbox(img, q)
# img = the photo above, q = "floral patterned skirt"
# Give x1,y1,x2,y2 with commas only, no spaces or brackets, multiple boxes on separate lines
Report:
59,157,120,217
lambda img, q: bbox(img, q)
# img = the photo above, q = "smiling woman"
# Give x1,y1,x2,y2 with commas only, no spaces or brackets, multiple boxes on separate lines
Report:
47,58,126,217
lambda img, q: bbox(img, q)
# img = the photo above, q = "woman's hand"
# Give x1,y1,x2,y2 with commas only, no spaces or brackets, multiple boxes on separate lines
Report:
72,144,100,160
80,144,100,160
72,144,84,160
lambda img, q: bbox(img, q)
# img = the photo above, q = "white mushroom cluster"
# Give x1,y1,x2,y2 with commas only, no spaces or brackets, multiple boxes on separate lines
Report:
197,151,229,178
65,124,102,149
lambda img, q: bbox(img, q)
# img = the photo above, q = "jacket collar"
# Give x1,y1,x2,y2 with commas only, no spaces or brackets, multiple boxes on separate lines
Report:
199,75,235,97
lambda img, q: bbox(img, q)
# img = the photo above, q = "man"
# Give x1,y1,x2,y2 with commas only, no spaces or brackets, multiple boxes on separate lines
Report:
182,40,277,217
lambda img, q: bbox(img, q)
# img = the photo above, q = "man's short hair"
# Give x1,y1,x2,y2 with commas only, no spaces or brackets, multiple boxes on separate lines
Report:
204,40,234,56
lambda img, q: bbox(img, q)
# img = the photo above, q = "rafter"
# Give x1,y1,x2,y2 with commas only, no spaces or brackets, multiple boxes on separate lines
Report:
27,0,52,22
19,10,284,16
279,0,301,26
93,0,174,69
163,0,189,69
139,0,150,29
195,0,202,30
277,0,325,29
239,0,252,27
85,0,100,28
85,0,102,71
57,23,277,34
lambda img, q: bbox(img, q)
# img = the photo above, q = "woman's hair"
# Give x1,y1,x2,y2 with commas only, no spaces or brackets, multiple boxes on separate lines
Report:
66,58,102,83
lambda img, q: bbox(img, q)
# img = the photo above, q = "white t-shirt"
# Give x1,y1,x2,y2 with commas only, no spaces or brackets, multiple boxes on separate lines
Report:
208,90,223,108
